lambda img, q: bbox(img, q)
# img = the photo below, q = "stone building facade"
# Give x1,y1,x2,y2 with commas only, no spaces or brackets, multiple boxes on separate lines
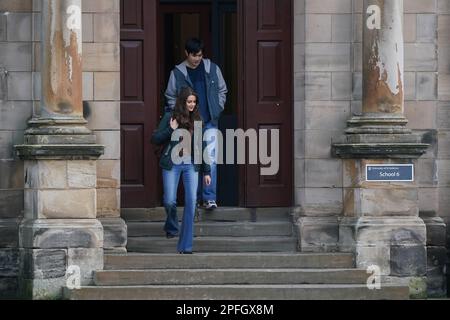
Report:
0,0,448,299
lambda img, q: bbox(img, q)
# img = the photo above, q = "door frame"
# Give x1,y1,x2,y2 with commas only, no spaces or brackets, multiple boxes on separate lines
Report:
120,0,293,208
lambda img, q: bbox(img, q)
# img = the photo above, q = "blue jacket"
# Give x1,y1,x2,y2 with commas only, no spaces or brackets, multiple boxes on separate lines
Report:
151,112,211,175
164,59,228,126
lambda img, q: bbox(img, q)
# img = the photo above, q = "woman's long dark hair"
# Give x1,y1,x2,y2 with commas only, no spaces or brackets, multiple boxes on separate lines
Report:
172,87,202,132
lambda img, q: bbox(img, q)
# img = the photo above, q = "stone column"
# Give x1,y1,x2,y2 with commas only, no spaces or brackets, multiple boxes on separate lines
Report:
333,0,430,298
14,0,104,299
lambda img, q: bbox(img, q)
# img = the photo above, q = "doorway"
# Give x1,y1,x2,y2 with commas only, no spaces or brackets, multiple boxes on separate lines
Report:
120,0,293,208
158,0,239,206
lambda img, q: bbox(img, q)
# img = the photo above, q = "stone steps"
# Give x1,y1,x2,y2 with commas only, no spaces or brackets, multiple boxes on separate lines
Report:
127,221,293,237
64,284,410,300
104,253,355,269
121,207,292,222
94,268,368,286
127,236,298,253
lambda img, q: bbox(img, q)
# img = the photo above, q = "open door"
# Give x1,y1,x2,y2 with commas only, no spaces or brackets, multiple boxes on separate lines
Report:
242,0,293,207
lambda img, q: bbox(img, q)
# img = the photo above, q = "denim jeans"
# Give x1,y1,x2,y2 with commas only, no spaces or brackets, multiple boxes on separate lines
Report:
198,122,218,202
162,163,199,252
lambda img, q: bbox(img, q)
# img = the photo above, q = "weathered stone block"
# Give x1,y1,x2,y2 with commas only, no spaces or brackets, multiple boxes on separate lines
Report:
438,0,450,13
0,249,19,277
93,13,119,43
305,101,350,130
425,247,447,297
82,0,120,13
294,130,305,158
305,0,351,14
417,158,437,187
332,14,351,42
404,0,437,13
0,102,33,131
416,72,437,101
20,277,66,300
304,130,340,158
331,72,352,100
0,0,32,12
0,190,23,219
405,101,437,130
355,217,426,246
99,218,127,249
294,44,305,72
305,159,342,188
294,14,305,44
422,217,446,246
0,219,19,247
0,43,32,72
294,159,305,188
83,43,119,72
390,245,427,276
85,101,120,130
296,187,343,216
82,72,94,100
305,72,331,100
294,72,305,102
305,14,331,42
0,160,24,189
417,14,437,43
24,160,66,189
418,187,439,216
20,219,103,249
403,14,417,43
97,160,120,188
352,72,362,100
94,72,120,100
97,188,120,217
297,216,339,252
20,249,67,279
67,161,96,188
358,188,419,217
0,15,6,42
356,245,391,275
438,44,450,73
305,43,351,72
437,103,450,130
94,130,120,160
404,72,416,100
405,43,437,72
338,217,358,251
82,13,93,42
68,248,103,285
6,12,31,42
25,189,96,219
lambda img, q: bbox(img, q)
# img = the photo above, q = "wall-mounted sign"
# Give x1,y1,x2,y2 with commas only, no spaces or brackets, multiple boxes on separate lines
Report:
366,164,414,182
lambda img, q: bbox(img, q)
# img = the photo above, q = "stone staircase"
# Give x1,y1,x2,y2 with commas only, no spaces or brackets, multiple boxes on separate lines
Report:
64,207,410,300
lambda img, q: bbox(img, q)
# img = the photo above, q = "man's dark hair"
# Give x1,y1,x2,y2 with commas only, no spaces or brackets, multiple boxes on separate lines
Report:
185,37,204,55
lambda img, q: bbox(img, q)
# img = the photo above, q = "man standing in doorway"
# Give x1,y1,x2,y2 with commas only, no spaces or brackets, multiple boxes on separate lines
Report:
165,37,228,210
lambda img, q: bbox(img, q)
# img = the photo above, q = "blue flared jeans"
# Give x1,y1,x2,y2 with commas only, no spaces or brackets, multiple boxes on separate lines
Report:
162,163,198,252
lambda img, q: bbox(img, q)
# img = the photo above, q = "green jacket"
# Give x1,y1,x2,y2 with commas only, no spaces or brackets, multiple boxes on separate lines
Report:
151,112,211,175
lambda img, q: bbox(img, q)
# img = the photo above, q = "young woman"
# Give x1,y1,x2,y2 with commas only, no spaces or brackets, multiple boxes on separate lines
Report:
151,87,211,254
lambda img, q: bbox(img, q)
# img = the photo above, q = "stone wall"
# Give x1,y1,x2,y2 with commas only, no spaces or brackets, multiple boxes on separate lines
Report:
293,0,448,296
0,0,32,298
0,0,123,297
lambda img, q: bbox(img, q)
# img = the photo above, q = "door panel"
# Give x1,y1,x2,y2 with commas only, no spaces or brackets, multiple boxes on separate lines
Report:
120,0,159,207
243,0,293,207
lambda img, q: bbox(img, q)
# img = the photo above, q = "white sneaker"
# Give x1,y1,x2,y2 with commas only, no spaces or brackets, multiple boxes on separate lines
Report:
203,200,218,210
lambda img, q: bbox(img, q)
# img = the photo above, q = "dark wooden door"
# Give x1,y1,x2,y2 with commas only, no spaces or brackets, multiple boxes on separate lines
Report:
120,0,159,207
242,0,293,207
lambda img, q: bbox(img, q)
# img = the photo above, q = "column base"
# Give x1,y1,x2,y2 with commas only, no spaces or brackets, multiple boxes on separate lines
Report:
339,216,427,278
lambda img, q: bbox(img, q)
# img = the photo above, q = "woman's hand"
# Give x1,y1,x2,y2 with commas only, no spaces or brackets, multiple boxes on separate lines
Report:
204,175,211,186
170,117,179,130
